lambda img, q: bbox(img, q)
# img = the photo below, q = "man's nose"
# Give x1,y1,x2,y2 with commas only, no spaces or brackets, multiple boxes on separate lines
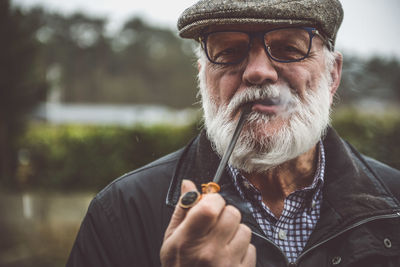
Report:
242,42,278,86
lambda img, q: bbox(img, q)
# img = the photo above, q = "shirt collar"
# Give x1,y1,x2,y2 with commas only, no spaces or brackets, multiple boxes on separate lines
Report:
228,141,326,200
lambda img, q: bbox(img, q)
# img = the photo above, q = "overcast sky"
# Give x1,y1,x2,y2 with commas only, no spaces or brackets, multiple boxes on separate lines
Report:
12,0,400,59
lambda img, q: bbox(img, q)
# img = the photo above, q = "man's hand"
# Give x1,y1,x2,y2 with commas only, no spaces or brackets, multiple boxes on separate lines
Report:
160,180,256,267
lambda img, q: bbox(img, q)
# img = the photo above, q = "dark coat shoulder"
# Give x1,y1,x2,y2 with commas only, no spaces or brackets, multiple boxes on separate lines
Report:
67,149,183,267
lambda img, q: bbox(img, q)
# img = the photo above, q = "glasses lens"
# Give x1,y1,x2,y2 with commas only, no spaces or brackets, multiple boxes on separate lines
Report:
206,32,250,64
265,28,311,62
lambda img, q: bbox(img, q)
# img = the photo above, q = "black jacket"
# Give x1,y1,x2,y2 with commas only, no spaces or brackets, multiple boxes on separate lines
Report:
67,128,400,267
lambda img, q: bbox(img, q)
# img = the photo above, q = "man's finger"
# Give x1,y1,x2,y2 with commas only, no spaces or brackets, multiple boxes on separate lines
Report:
210,205,241,244
241,244,256,267
179,192,226,238
229,224,253,263
163,179,198,241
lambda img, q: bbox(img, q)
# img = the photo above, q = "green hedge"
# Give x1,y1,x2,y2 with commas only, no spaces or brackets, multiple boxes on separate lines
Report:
16,123,199,191
15,110,400,191
331,108,400,170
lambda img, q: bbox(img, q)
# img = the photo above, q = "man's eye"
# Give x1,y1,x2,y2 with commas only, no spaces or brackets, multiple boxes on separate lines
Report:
269,44,307,60
215,47,239,58
211,45,247,63
283,45,301,53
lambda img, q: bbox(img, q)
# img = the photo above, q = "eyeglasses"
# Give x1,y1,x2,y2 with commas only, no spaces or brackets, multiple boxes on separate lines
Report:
201,27,321,65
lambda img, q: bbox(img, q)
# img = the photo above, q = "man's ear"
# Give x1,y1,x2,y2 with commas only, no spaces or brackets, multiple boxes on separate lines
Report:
328,51,343,104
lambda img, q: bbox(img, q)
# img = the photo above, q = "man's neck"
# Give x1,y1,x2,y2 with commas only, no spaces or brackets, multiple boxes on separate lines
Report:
244,145,319,218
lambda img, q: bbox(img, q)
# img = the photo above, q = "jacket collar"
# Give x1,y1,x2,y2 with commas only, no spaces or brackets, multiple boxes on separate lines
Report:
166,129,221,207
306,127,400,246
166,129,263,233
166,127,400,239
322,127,399,216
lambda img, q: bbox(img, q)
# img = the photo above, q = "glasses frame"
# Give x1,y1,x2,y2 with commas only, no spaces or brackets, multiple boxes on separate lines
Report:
200,26,321,65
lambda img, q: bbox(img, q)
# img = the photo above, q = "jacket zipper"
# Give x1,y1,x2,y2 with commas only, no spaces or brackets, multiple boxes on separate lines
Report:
252,212,400,267
295,212,400,266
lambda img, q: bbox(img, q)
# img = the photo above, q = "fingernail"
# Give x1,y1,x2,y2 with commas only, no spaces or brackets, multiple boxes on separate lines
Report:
181,179,189,187
181,179,192,192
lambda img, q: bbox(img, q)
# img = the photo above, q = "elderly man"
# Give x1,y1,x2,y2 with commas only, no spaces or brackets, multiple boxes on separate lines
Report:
67,0,400,266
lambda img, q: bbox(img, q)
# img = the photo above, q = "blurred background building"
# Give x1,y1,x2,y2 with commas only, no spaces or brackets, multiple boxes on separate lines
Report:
0,0,399,266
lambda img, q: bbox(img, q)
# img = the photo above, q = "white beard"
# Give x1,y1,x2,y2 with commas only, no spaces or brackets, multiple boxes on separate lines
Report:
198,67,332,173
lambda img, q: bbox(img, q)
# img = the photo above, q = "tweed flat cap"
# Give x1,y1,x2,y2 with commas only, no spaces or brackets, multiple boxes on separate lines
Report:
178,0,343,47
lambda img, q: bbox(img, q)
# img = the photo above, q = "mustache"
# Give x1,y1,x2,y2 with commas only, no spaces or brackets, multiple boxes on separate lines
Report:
224,85,296,117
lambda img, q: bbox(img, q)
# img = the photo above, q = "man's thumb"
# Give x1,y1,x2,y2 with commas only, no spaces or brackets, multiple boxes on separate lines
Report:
163,179,198,240
180,179,197,195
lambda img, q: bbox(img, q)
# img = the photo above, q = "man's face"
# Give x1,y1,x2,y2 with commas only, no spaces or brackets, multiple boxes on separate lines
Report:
198,24,342,173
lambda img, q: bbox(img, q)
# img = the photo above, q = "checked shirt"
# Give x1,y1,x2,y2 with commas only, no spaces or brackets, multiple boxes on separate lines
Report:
228,142,325,264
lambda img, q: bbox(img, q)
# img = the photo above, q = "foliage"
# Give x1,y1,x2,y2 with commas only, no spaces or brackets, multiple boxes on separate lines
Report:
0,1,47,184
16,123,199,191
15,110,400,191
26,9,198,108
337,55,400,105
332,108,400,169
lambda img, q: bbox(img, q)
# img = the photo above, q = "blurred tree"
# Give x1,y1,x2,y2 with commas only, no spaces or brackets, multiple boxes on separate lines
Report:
363,57,400,101
29,10,112,103
54,14,110,102
26,10,198,108
110,17,198,107
0,1,47,186
337,55,400,105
